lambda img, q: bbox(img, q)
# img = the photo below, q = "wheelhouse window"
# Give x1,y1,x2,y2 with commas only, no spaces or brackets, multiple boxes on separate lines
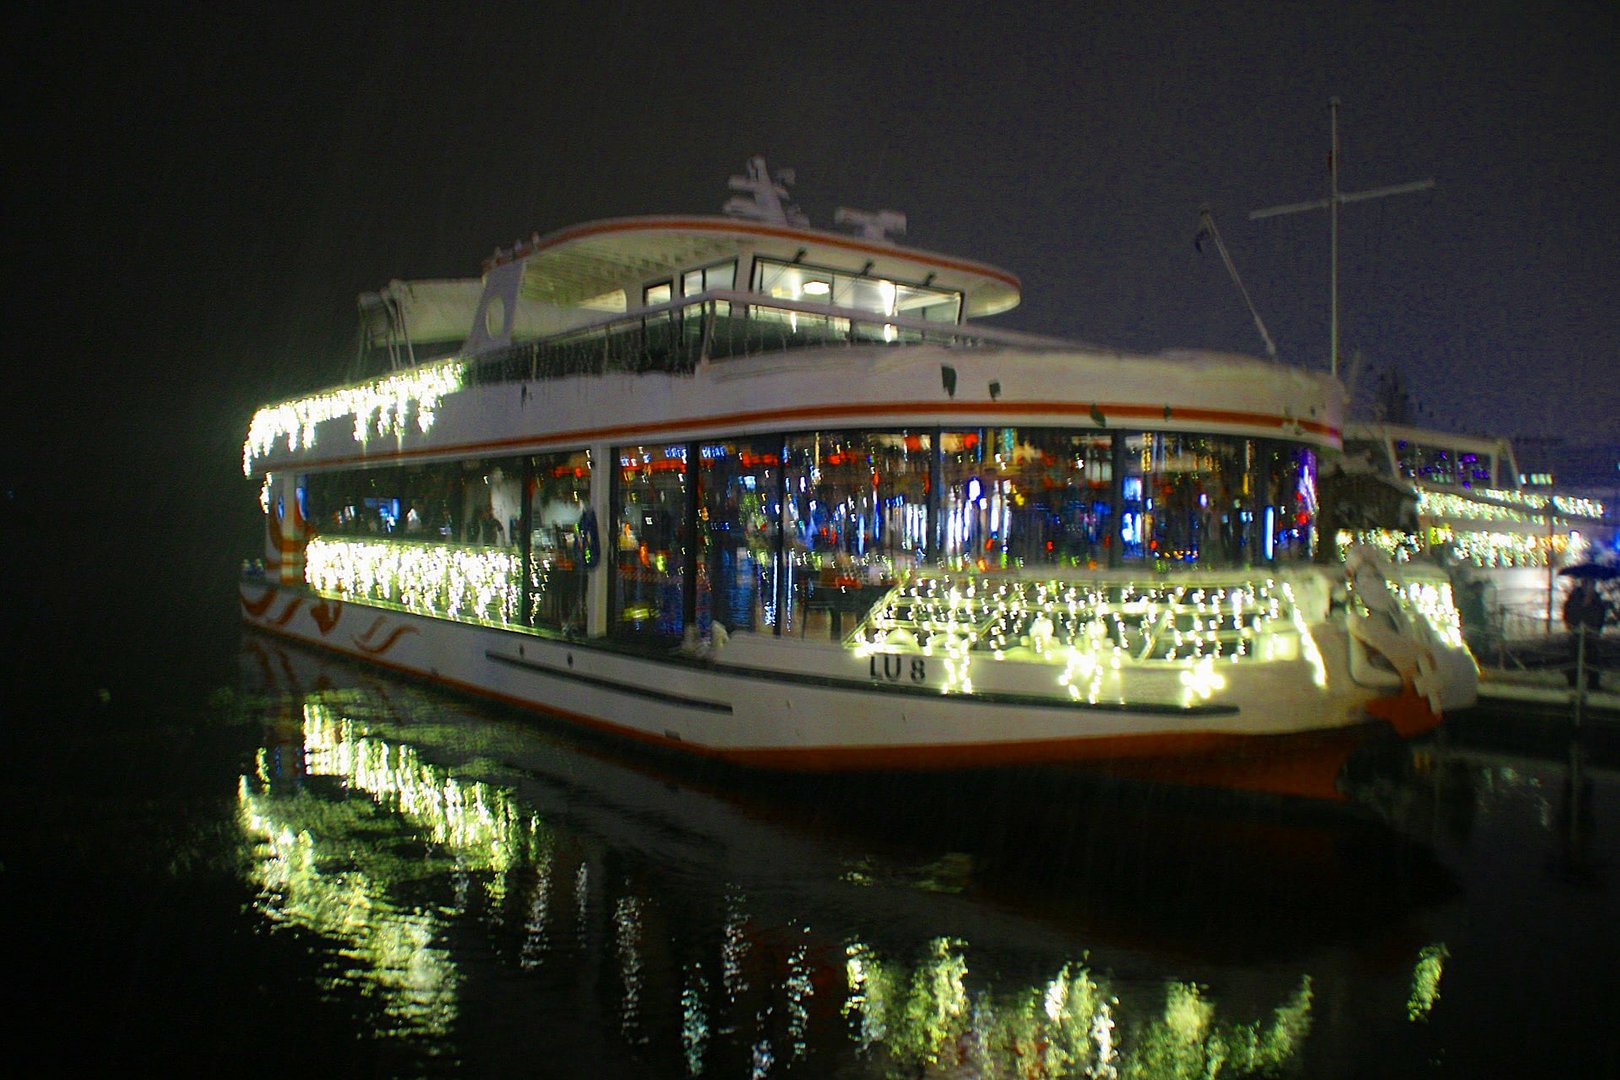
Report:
752,258,963,330
681,260,736,297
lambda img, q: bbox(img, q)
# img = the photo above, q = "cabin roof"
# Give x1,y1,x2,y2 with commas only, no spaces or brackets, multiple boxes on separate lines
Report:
495,215,1022,317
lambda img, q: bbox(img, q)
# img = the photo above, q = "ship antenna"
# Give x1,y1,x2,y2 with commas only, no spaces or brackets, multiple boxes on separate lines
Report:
723,157,809,226
1196,207,1279,362
1250,97,1434,378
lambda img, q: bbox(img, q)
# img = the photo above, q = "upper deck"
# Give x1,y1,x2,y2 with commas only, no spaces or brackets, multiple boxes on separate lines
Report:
488,214,1022,317
246,161,1344,478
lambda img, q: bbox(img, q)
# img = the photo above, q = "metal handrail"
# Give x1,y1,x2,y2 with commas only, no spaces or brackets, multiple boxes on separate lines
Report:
457,290,1083,388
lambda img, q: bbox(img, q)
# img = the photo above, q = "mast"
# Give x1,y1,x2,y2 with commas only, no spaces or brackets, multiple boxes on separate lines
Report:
1251,98,1434,379
1196,207,1278,361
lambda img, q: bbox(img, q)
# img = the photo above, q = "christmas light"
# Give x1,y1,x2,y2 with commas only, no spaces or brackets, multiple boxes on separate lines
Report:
243,358,466,475
305,536,522,625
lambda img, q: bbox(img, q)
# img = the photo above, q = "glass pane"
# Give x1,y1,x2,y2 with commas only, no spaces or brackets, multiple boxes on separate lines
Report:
1119,433,1259,566
696,438,782,635
527,450,593,631
612,444,689,641
783,431,929,638
938,428,1115,569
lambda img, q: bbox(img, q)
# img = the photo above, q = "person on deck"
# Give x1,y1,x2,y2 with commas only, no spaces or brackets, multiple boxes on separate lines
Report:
1561,579,1607,690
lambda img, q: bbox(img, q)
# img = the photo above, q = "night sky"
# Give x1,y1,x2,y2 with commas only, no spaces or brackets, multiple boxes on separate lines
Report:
5,3,1617,584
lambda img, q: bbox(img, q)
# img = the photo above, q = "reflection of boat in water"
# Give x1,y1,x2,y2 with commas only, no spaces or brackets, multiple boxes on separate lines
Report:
237,637,1457,1076
240,160,1477,799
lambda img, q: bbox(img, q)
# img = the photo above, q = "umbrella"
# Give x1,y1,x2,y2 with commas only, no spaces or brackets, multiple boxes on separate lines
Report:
1558,562,1620,581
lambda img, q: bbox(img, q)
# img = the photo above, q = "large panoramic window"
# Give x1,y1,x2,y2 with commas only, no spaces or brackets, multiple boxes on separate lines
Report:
527,450,593,631
302,458,526,626
1117,433,1256,566
611,443,691,642
780,430,932,637
306,458,523,546
695,437,783,636
300,425,1319,645
937,428,1115,569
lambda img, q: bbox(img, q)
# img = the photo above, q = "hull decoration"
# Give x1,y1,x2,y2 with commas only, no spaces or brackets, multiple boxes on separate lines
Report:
240,160,1478,798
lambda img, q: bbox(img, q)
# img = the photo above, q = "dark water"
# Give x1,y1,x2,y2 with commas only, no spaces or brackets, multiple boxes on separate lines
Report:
5,570,1618,1077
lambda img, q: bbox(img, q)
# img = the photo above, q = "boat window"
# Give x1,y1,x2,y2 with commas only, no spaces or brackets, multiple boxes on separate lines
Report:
1391,438,1493,489
681,260,736,297
937,429,1115,570
751,258,963,329
611,443,691,642
695,438,784,636
300,458,529,627
306,458,523,547
643,281,673,308
932,429,1315,571
526,450,593,632
1116,433,1261,566
782,430,931,638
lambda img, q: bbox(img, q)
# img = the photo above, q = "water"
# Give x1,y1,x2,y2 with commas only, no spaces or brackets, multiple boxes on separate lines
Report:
6,601,1618,1077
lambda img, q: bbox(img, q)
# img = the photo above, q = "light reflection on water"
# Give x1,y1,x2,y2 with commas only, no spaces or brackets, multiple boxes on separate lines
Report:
232,637,1617,1077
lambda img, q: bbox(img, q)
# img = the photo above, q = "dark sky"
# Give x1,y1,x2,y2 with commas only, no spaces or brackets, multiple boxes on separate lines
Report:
6,2,1617,527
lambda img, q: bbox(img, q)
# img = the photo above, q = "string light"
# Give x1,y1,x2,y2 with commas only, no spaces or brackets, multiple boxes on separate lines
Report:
243,358,465,475
305,536,522,625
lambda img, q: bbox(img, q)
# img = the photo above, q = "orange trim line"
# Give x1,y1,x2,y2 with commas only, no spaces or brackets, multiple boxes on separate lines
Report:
258,399,1341,474
242,601,1369,779
502,216,1022,291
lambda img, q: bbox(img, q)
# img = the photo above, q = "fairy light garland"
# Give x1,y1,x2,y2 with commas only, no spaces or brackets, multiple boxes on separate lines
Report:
1418,487,1604,523
304,536,521,625
243,358,466,475
1338,524,1581,570
855,573,1307,680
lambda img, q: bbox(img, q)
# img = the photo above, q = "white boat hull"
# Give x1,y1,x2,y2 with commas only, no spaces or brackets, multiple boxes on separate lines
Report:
241,577,1462,798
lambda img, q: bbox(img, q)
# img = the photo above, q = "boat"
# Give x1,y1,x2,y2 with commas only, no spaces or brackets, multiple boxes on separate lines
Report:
1332,421,1611,643
240,158,1478,799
